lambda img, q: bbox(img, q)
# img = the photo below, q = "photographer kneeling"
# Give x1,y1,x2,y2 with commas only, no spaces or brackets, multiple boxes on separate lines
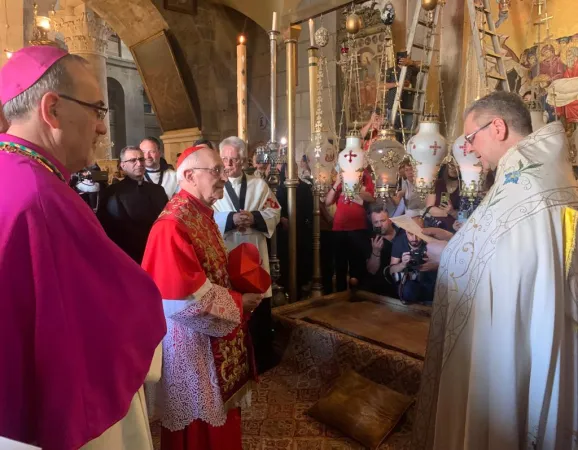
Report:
361,202,398,297
389,216,438,305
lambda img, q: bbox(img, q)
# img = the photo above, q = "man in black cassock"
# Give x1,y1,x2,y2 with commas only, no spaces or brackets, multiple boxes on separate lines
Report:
97,146,168,264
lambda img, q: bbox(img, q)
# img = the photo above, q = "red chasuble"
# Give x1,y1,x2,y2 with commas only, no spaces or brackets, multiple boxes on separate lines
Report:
142,190,256,450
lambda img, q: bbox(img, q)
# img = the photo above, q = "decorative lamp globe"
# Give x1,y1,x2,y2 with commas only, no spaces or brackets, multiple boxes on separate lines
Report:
452,134,482,200
367,125,406,198
345,12,362,35
315,27,329,48
338,128,364,200
406,113,447,198
421,0,438,12
307,130,337,188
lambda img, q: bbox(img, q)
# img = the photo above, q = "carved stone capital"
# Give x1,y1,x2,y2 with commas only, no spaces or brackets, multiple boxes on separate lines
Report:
53,9,112,56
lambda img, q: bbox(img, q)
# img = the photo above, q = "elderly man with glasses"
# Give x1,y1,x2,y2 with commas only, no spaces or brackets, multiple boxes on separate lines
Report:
142,145,263,450
97,145,168,264
0,46,165,449
412,91,578,450
213,136,281,373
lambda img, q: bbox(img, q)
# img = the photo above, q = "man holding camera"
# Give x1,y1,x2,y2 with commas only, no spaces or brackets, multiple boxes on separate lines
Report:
389,216,437,304
362,202,397,297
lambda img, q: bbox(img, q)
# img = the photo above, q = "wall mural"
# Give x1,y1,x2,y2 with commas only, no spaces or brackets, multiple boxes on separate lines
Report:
502,33,578,125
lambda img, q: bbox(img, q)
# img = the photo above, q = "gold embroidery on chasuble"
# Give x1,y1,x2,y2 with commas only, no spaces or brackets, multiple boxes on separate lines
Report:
218,328,249,392
162,194,252,398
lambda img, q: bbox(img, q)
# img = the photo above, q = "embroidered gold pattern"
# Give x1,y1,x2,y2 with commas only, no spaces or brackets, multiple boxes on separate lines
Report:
219,329,249,393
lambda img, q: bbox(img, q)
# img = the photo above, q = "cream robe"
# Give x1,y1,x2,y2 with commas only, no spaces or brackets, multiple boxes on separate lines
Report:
412,122,578,450
81,344,162,450
145,169,178,198
213,174,281,297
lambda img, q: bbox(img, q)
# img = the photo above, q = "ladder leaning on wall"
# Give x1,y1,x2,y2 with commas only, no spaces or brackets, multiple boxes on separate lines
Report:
389,1,443,140
465,0,510,94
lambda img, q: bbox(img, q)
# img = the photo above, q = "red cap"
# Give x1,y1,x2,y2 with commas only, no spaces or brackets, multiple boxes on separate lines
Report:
227,243,271,294
176,145,205,169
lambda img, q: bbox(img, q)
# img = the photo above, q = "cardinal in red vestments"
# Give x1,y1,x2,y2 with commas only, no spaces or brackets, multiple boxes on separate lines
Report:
142,145,264,450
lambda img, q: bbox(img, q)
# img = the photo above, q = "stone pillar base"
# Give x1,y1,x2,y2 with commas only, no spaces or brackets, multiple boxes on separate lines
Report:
160,127,203,165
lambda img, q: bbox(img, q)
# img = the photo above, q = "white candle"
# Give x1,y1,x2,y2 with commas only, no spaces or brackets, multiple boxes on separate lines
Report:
237,35,247,143
309,18,315,47
272,12,278,32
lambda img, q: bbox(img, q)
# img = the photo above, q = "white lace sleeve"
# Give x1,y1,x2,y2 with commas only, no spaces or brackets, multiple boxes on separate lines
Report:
163,281,241,338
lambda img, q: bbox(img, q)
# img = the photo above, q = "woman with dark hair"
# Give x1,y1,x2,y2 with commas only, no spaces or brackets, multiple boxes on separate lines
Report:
424,160,461,230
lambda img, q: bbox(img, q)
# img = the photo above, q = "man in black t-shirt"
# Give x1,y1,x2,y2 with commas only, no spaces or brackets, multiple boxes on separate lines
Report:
389,217,437,304
362,202,398,297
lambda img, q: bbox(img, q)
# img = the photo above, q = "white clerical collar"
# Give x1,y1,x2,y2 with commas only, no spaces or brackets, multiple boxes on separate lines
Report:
228,174,244,185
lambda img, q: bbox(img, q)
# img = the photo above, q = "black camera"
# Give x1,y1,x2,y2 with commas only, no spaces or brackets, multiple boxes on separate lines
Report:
373,225,383,235
406,241,427,270
78,170,109,183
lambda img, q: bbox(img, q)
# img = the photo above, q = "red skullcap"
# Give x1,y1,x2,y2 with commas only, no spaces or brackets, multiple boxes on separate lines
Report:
176,145,205,169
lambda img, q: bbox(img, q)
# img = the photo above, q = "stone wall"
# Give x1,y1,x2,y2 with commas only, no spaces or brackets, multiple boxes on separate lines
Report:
152,0,271,147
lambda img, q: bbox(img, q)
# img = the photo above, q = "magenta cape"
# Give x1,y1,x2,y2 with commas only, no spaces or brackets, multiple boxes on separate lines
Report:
0,134,167,449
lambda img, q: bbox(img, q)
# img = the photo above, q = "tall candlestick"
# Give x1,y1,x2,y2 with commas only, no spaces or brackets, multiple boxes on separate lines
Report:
286,36,298,303
272,12,278,32
309,18,315,47
237,34,247,143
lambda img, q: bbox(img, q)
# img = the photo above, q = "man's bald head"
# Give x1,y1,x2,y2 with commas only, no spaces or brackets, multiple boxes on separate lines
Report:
177,147,227,206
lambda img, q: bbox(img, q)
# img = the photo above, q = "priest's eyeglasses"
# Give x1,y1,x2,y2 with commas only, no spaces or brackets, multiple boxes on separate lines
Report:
192,166,226,176
58,93,109,121
464,121,492,145
222,157,241,164
122,157,146,165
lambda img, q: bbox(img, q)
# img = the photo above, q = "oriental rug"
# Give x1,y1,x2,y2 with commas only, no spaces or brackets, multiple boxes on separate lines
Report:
152,295,426,449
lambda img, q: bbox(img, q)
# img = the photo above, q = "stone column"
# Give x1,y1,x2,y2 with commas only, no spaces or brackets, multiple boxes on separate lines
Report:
53,1,113,159
160,127,203,166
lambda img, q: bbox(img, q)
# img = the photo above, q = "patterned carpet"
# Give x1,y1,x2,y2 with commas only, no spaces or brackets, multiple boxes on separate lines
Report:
152,302,424,450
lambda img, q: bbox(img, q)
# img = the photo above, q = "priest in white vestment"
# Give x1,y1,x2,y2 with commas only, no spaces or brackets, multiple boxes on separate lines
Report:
412,91,578,450
140,137,179,198
213,136,281,373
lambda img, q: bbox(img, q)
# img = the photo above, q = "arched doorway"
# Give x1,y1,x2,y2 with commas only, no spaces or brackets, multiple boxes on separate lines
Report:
107,77,126,158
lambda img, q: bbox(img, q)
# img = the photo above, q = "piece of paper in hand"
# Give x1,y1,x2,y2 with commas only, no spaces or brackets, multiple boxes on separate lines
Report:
390,214,442,244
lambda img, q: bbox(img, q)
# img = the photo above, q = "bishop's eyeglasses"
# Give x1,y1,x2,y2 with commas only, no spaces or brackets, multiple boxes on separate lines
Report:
58,93,109,121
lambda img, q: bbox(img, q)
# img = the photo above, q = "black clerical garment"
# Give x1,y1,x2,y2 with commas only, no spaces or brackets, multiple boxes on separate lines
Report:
276,166,314,296
97,177,168,263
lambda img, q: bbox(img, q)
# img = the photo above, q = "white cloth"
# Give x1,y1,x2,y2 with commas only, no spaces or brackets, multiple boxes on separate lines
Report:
547,77,578,107
145,169,178,198
412,121,578,450
81,343,162,450
213,175,281,297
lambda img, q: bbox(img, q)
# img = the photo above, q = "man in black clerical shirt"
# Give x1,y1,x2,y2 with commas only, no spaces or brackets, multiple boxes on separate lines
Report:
361,201,398,298
97,146,168,263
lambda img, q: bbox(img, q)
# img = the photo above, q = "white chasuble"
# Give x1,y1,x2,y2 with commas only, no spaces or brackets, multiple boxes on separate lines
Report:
412,122,578,450
213,174,281,297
